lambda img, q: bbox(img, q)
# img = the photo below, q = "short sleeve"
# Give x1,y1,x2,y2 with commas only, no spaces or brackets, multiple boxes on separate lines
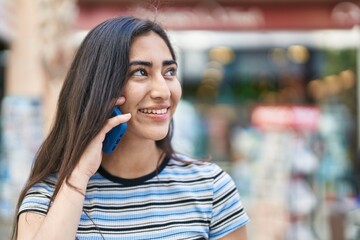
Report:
18,179,55,217
210,166,250,239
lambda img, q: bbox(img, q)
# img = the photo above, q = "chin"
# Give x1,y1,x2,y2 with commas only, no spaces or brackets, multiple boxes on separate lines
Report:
150,125,170,141
138,127,169,142
153,133,169,141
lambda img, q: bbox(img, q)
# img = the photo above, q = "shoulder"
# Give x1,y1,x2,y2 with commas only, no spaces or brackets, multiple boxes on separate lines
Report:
165,154,231,184
168,155,250,238
19,175,57,215
167,154,225,176
26,175,57,197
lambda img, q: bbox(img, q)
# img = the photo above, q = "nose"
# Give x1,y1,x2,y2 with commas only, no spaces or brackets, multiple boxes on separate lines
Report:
150,74,171,100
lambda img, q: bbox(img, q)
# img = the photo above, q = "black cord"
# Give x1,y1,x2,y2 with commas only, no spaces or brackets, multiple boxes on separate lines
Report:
75,209,105,240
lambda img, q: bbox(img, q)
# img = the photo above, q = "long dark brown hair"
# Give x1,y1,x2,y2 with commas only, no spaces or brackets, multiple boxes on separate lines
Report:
12,16,178,239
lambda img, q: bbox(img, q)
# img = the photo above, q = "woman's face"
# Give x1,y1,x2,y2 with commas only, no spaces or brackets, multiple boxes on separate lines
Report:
121,31,182,142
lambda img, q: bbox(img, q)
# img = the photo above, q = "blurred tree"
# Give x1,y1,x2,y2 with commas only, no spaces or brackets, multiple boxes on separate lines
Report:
5,0,77,131
37,0,77,132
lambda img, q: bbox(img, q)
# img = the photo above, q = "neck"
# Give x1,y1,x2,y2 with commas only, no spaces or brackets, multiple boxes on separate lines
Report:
101,139,164,179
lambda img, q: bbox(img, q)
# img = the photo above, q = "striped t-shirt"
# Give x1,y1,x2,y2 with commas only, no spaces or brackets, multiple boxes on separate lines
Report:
20,155,249,239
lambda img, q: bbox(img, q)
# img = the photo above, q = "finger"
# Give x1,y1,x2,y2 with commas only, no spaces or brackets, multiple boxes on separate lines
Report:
103,113,131,134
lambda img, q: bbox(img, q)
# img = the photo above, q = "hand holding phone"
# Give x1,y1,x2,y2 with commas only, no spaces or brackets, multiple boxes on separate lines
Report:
102,107,127,154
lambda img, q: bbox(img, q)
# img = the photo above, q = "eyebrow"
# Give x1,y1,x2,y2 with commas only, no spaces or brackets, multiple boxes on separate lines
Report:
163,60,178,66
129,60,178,67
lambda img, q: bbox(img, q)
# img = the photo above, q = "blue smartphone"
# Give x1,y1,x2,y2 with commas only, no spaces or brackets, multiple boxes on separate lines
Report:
102,107,127,154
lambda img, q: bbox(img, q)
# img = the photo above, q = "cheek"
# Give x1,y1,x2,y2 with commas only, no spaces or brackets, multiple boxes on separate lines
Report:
173,81,182,101
121,83,142,111
122,83,134,98
170,81,182,113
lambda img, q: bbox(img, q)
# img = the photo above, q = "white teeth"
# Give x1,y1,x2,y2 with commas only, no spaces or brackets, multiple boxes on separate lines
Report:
140,108,168,114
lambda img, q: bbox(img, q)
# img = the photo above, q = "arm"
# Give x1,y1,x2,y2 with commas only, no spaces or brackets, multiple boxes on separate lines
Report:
17,169,89,240
16,97,131,240
218,226,247,240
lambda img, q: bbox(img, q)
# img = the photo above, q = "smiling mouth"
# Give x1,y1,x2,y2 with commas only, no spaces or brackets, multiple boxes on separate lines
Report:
139,108,168,115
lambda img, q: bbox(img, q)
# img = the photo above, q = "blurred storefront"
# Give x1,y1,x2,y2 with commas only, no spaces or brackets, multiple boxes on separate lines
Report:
1,0,360,239
170,30,360,240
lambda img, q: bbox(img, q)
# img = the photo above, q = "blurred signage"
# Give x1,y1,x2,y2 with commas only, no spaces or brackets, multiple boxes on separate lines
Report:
76,1,360,30
331,2,360,26
76,4,264,30
251,105,320,131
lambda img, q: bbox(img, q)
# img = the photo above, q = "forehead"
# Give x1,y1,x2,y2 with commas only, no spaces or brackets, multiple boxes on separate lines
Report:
129,32,173,60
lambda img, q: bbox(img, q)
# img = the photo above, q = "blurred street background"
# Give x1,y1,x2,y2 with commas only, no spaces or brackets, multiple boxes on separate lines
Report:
0,0,360,239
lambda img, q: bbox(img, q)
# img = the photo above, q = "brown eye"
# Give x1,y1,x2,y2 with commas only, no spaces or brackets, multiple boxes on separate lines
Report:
133,69,147,76
164,68,176,77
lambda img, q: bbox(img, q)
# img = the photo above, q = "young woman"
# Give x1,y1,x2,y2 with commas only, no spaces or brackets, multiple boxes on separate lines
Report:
13,16,249,240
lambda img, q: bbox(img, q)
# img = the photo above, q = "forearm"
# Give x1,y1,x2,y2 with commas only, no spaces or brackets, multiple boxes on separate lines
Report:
17,170,89,240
